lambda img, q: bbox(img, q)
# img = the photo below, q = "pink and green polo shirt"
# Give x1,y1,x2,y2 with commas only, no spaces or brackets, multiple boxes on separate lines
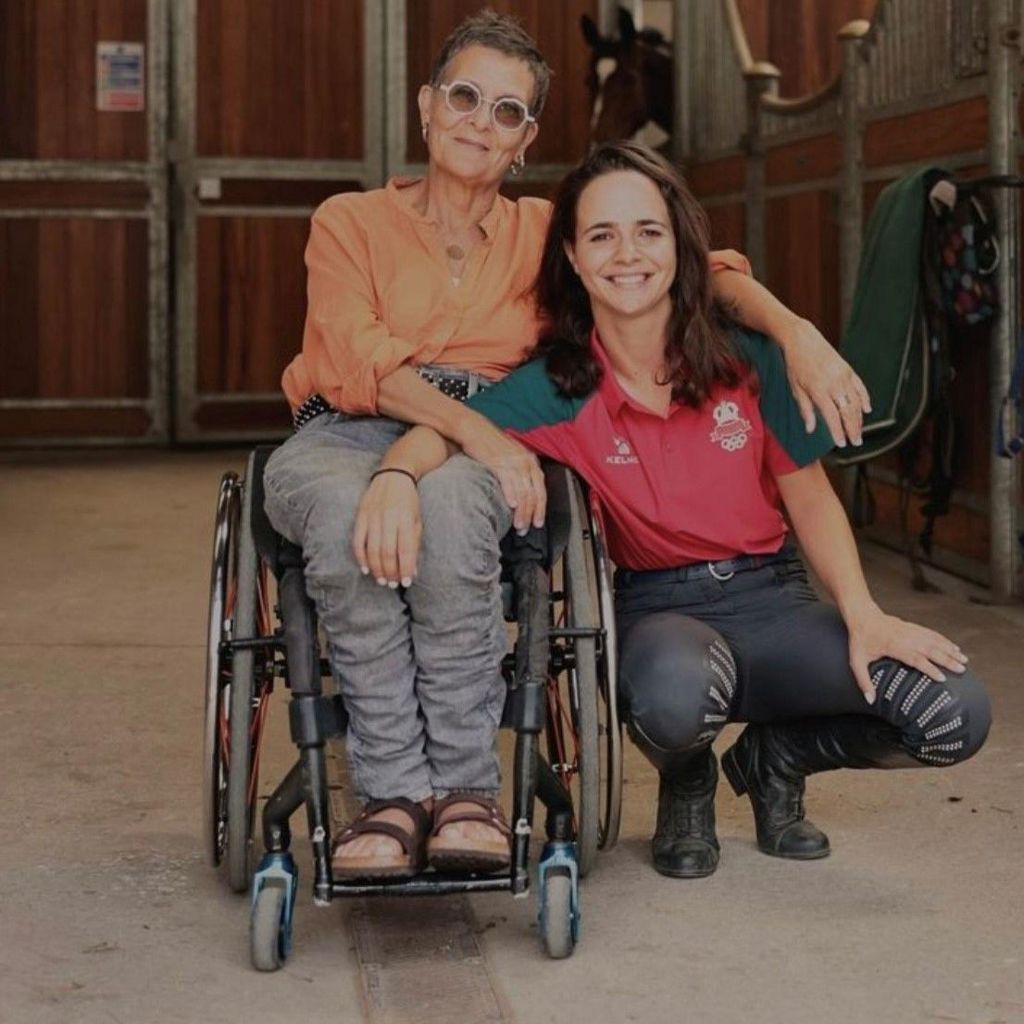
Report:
466,329,833,570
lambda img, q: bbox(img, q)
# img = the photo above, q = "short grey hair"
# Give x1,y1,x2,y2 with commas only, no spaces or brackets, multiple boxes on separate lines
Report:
429,11,552,117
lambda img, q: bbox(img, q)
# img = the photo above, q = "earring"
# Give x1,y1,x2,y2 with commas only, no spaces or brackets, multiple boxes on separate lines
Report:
421,123,429,142
510,153,525,177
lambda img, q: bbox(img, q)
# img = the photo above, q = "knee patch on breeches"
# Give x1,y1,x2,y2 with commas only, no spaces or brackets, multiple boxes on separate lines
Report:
869,659,989,765
625,633,738,756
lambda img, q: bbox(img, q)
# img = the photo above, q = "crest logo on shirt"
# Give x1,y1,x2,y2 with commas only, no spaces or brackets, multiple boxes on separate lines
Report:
709,400,752,452
606,435,639,465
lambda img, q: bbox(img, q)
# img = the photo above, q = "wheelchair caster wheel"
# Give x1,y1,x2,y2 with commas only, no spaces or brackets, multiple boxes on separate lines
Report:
537,842,580,960
251,882,288,971
250,853,298,972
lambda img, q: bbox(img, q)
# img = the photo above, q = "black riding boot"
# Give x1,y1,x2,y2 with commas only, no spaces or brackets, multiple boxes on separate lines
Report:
651,747,720,878
722,716,921,859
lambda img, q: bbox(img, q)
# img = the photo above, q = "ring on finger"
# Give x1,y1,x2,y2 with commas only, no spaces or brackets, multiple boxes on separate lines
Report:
836,393,850,408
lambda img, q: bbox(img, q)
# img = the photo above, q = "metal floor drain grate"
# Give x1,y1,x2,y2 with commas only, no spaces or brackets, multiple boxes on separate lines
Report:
351,898,506,1023
328,746,508,1024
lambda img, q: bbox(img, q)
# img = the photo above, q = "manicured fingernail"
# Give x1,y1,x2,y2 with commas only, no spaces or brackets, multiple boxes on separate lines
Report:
376,577,387,586
360,565,370,575
517,527,528,536
388,580,399,589
852,437,863,447
836,439,847,448
863,691,875,705
401,576,413,587
934,671,946,682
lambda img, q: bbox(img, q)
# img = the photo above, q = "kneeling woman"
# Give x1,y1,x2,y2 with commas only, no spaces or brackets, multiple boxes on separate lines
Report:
356,141,991,878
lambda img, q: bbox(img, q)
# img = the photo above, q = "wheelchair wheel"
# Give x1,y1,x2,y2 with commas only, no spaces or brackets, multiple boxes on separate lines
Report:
226,459,275,892
250,881,288,972
538,867,576,960
202,466,274,894
546,474,621,877
202,473,239,870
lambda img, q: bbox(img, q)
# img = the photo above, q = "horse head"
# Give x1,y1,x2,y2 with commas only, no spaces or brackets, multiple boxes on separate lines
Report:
581,7,673,147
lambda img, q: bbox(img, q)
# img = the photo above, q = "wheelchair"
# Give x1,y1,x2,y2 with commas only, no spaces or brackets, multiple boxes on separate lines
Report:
201,447,623,967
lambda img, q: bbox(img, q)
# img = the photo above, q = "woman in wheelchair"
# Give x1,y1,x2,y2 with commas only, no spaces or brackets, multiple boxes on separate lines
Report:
359,140,991,879
265,12,870,880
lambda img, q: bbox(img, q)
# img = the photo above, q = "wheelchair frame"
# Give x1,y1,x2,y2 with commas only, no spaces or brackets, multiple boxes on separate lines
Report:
202,448,622,966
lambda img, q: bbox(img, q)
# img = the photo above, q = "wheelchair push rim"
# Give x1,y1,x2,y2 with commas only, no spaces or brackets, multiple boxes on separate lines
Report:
544,473,622,877
202,467,275,892
202,473,239,869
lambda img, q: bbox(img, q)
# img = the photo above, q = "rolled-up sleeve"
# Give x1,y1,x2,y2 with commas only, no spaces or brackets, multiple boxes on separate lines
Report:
285,199,417,415
708,248,752,277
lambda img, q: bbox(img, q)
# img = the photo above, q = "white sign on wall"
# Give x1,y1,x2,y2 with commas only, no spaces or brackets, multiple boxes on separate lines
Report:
96,42,145,112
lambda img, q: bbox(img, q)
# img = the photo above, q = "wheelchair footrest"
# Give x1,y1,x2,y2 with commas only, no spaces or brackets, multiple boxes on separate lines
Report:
330,873,514,898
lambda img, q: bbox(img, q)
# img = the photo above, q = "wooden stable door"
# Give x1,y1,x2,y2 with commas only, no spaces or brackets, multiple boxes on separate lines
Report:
0,0,168,444
1,0,603,444
175,0,602,442
172,0,380,440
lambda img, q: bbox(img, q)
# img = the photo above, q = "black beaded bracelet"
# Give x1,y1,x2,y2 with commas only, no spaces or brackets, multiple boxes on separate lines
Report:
370,467,418,486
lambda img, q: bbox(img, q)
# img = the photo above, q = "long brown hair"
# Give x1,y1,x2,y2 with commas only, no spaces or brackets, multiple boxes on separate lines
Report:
535,141,739,406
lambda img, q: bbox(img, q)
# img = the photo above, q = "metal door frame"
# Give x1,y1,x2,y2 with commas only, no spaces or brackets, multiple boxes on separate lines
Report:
0,0,170,446
171,0,385,442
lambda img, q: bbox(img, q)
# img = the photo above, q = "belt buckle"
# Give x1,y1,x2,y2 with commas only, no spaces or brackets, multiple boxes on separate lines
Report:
707,560,735,581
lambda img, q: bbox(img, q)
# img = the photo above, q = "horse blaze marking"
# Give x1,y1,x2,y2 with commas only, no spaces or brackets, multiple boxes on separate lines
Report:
591,57,617,128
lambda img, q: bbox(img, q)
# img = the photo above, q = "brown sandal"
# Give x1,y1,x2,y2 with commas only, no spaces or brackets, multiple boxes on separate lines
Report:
427,793,512,874
331,797,431,880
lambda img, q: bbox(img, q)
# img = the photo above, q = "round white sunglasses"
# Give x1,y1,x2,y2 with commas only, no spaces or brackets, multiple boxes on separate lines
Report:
436,80,536,132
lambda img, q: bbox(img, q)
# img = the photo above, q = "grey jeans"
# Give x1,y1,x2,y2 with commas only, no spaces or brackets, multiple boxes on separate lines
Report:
263,411,512,803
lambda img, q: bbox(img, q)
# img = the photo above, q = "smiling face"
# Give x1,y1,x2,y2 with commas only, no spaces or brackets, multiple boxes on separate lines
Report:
418,44,539,188
566,169,677,325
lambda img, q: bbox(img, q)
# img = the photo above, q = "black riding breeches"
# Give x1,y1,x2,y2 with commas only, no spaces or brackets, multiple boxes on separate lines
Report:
614,552,992,767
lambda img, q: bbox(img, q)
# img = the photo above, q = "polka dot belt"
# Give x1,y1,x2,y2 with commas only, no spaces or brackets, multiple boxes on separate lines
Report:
292,364,493,431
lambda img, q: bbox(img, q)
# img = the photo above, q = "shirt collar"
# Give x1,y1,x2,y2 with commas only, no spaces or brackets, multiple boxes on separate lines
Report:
592,327,688,419
591,329,631,415
386,176,504,240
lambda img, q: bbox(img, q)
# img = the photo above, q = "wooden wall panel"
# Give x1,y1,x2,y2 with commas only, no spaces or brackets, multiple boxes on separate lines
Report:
404,1,599,166
765,134,841,187
688,155,745,198
764,191,841,345
0,218,148,399
0,0,148,160
0,407,151,439
735,0,878,97
196,216,310,394
706,203,745,254
864,98,988,167
196,0,364,160
193,401,292,432
862,478,990,566
0,181,149,209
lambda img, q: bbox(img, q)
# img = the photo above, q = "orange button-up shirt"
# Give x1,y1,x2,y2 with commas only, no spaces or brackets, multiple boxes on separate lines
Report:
281,178,750,415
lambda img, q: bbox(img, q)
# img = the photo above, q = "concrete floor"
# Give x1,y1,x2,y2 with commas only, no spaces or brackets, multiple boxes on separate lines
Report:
2,449,1022,1024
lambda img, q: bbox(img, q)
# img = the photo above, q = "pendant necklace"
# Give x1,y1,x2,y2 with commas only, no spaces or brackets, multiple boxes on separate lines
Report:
446,243,466,285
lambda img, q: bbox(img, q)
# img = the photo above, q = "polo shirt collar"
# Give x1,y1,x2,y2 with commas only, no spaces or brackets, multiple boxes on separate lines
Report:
592,327,687,420
591,329,640,415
